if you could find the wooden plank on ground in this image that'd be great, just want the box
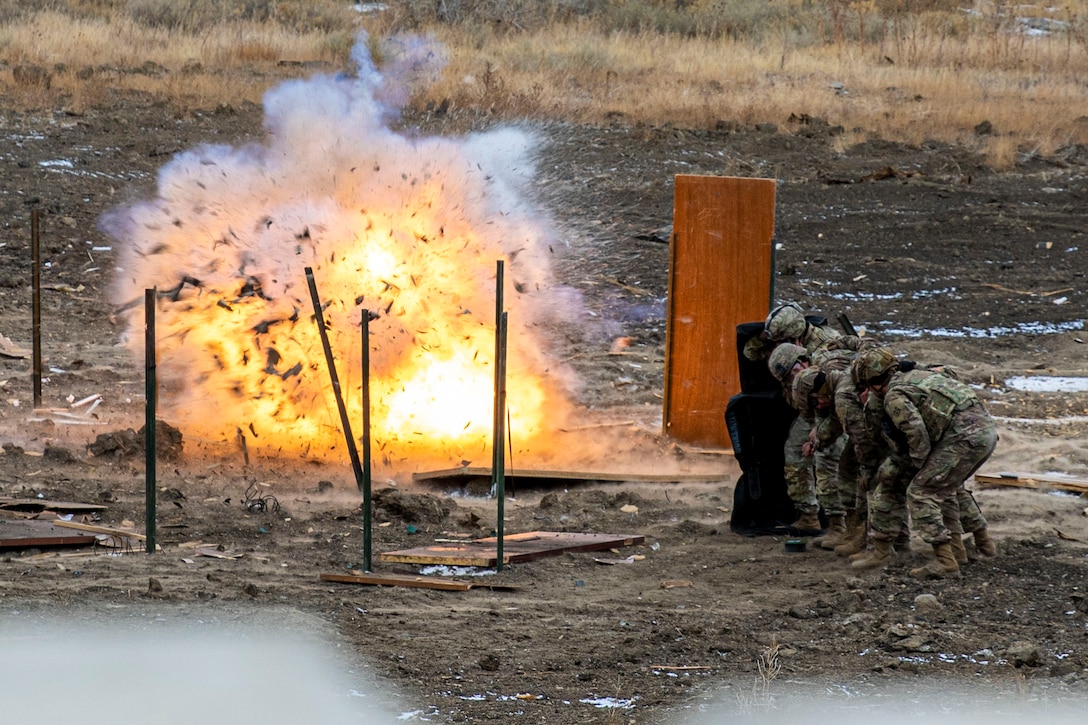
[320,572,473,591]
[413,467,727,487]
[380,531,645,567]
[975,472,1088,494]
[0,518,97,549]
[51,520,147,541]
[0,498,108,513]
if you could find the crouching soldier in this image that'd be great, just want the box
[850,348,998,578]
[766,342,823,534]
[791,362,882,552]
[767,337,853,538]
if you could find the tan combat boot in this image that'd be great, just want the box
[848,547,871,562]
[835,521,868,556]
[793,511,823,535]
[813,514,847,550]
[909,542,961,579]
[831,513,866,553]
[973,528,997,558]
[850,539,894,570]
[949,535,968,565]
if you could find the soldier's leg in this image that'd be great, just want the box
[814,435,846,517]
[956,412,998,535]
[851,457,909,570]
[907,412,997,547]
[816,437,858,549]
[868,457,910,543]
[956,412,999,556]
[783,416,818,526]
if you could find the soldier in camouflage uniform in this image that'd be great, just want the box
[757,303,843,534]
[792,360,884,552]
[848,393,917,570]
[849,348,998,578]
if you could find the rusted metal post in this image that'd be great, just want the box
[361,312,373,573]
[144,288,158,554]
[493,261,506,571]
[304,267,366,492]
[31,209,42,409]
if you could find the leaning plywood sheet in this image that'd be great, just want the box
[0,518,97,550]
[664,175,776,448]
[413,467,727,487]
[975,472,1088,494]
[380,531,644,567]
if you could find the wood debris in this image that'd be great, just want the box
[320,571,519,592]
[660,580,694,589]
[975,472,1088,495]
[0,333,30,359]
[594,554,646,565]
[52,519,146,541]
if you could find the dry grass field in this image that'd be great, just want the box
[2,0,1086,167]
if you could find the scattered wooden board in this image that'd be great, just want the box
[380,531,644,567]
[319,572,520,591]
[321,572,472,591]
[413,467,727,487]
[0,498,108,514]
[51,520,146,541]
[975,472,1088,495]
[0,518,97,550]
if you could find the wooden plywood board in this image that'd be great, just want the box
[664,175,776,448]
[975,472,1088,494]
[413,467,728,487]
[0,498,108,514]
[380,531,644,567]
[0,518,97,550]
[320,572,473,591]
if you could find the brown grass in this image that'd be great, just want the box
[1,0,1086,168]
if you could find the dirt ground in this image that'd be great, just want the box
[2,78,1088,723]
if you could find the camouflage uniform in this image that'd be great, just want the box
[800,363,881,521]
[769,320,843,523]
[863,391,915,544]
[880,369,997,545]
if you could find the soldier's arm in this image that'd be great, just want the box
[883,390,932,467]
[827,334,878,352]
[743,334,772,361]
[812,414,842,448]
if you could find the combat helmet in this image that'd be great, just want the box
[792,366,831,413]
[765,303,808,342]
[850,347,899,388]
[768,342,808,383]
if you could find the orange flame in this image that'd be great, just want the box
[105,43,576,471]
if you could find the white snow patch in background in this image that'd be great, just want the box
[880,319,1085,338]
[1005,376,1088,393]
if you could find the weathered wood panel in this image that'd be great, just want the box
[664,175,776,448]
[379,531,644,567]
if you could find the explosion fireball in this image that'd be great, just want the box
[103,34,579,471]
